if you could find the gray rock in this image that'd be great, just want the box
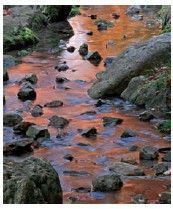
[139,110,154,121]
[159,192,171,204]
[31,105,43,117]
[49,115,69,129]
[153,162,170,175]
[139,146,159,160]
[109,162,144,176]
[3,112,22,127]
[88,33,171,99]
[79,43,88,56]
[131,15,143,21]
[121,129,136,138]
[132,194,147,204]
[80,127,97,138]
[3,138,33,156]
[3,156,62,203]
[44,100,63,108]
[125,5,141,16]
[17,82,36,101]
[85,51,102,66]
[102,117,123,127]
[20,73,38,84]
[162,151,171,162]
[55,64,69,72]
[92,174,123,192]
[26,125,50,140]
[13,121,35,134]
[56,76,69,83]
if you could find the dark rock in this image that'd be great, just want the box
[121,129,136,138]
[153,162,170,175]
[92,174,123,192]
[3,156,62,203]
[3,68,9,81]
[63,154,74,161]
[3,95,6,105]
[132,194,148,204]
[159,192,171,204]
[88,33,171,99]
[26,125,50,140]
[20,73,38,84]
[73,187,90,193]
[68,196,78,203]
[79,43,88,56]
[158,147,171,153]
[3,139,33,156]
[81,127,97,138]
[112,12,120,19]
[97,22,107,31]
[85,51,102,65]
[49,115,69,129]
[55,63,69,72]
[17,82,36,101]
[63,170,91,176]
[76,142,90,147]
[86,31,93,35]
[44,100,63,108]
[80,110,97,116]
[139,110,155,121]
[67,46,75,53]
[128,145,138,151]
[31,105,43,117]
[162,151,171,162]
[102,117,123,127]
[55,76,69,83]
[125,5,141,16]
[13,121,35,134]
[139,146,159,160]
[90,15,97,19]
[109,162,144,176]
[3,112,22,127]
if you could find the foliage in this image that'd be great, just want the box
[28,12,48,30]
[158,120,171,134]
[69,6,80,17]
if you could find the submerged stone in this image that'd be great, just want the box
[102,117,123,127]
[49,115,69,129]
[26,125,50,140]
[139,146,159,160]
[3,112,23,127]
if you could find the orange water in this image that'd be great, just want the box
[4,6,170,204]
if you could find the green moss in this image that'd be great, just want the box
[69,6,80,16]
[95,19,114,28]
[158,120,171,134]
[4,27,39,52]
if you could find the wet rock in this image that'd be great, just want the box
[67,46,75,53]
[85,51,102,65]
[55,63,69,72]
[13,121,35,134]
[95,99,107,107]
[139,146,159,160]
[80,127,97,138]
[55,76,69,83]
[132,194,147,204]
[97,22,107,31]
[92,174,123,192]
[128,145,138,151]
[139,110,155,121]
[109,162,144,176]
[159,192,171,204]
[79,43,88,56]
[162,151,171,162]
[88,33,170,99]
[49,115,69,129]
[86,31,93,36]
[63,170,91,176]
[31,105,43,117]
[153,162,170,175]
[73,187,90,193]
[104,56,116,67]
[121,129,136,138]
[112,12,120,19]
[125,5,141,16]
[3,156,62,203]
[3,112,22,127]
[90,14,97,19]
[3,139,33,156]
[26,125,50,140]
[17,82,36,101]
[20,73,38,84]
[80,110,97,116]
[3,68,9,81]
[63,154,74,161]
[102,117,123,127]
[44,100,63,108]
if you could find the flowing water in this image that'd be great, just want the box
[4,6,170,203]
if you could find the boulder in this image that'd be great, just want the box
[49,115,69,129]
[80,127,97,138]
[139,146,159,160]
[104,56,116,67]
[3,138,33,156]
[13,121,35,134]
[3,112,22,127]
[102,117,123,127]
[55,63,69,72]
[121,129,136,138]
[88,33,171,99]
[85,51,102,66]
[159,192,171,204]
[79,43,88,56]
[3,156,62,203]
[132,194,147,204]
[20,73,38,84]
[17,82,36,101]
[31,105,43,117]
[92,174,123,192]
[44,100,63,108]
[109,162,144,176]
[26,125,50,140]
[125,5,141,16]
[139,110,155,121]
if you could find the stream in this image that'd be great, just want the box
[4,6,170,204]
